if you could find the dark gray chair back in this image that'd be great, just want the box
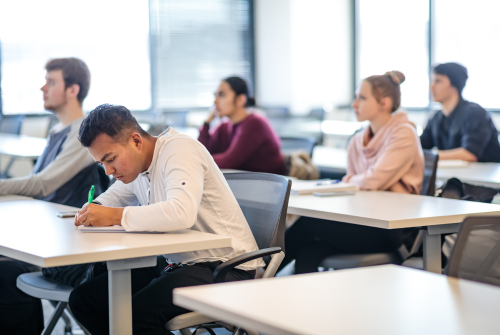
[280,137,316,157]
[224,172,291,252]
[422,149,438,196]
[446,216,500,287]
[0,115,24,134]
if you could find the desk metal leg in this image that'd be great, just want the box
[107,256,157,335]
[423,231,441,273]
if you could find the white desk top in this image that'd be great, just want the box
[0,200,231,267]
[312,145,500,188]
[437,162,500,188]
[0,133,47,158]
[174,265,500,335]
[287,191,500,229]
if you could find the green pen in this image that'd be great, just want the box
[88,185,95,204]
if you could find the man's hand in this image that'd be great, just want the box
[74,203,124,227]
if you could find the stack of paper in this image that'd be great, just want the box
[291,180,359,195]
[78,225,126,233]
[437,160,469,168]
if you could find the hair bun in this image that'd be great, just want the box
[246,97,256,107]
[385,71,405,86]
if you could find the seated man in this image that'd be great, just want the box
[69,104,263,334]
[0,58,96,335]
[420,62,500,162]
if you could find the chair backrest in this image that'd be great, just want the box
[446,216,500,287]
[0,114,25,134]
[223,172,291,252]
[280,137,316,157]
[421,149,439,196]
[40,163,110,207]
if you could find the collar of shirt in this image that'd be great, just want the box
[139,127,174,182]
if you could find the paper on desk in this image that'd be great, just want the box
[438,160,469,168]
[77,226,164,234]
[291,180,359,195]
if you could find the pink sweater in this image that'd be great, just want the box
[343,112,424,194]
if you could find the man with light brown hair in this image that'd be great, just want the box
[0,58,98,334]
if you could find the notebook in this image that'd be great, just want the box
[77,226,164,234]
[437,160,469,168]
[291,179,359,195]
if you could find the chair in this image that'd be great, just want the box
[445,216,500,287]
[0,114,25,178]
[166,172,292,335]
[15,164,109,334]
[17,273,90,335]
[319,150,439,271]
[280,137,316,157]
[0,114,24,134]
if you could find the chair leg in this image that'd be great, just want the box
[65,305,92,335]
[42,301,67,335]
[61,309,73,334]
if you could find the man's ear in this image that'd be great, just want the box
[130,133,143,148]
[66,84,80,101]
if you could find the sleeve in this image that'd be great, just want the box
[211,118,266,169]
[94,180,139,208]
[342,136,358,182]
[460,109,493,159]
[346,126,420,191]
[121,140,207,232]
[420,117,435,149]
[198,123,222,153]
[0,129,95,197]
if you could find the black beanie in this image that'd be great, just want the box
[433,63,468,95]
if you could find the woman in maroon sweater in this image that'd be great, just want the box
[198,76,285,174]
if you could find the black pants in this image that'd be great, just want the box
[280,217,405,274]
[0,257,44,335]
[68,256,253,335]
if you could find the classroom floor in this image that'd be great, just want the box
[42,300,234,335]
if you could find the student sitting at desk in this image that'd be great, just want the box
[279,71,424,274]
[69,104,264,335]
[0,58,96,335]
[198,76,285,174]
[420,62,500,162]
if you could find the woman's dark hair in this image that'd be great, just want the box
[223,76,256,107]
[78,104,148,147]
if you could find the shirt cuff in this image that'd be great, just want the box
[121,207,131,230]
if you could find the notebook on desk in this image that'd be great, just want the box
[438,160,469,168]
[291,179,359,195]
[78,226,164,234]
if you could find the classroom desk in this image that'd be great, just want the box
[437,162,500,188]
[312,145,500,188]
[0,199,231,335]
[287,191,500,273]
[0,133,47,176]
[173,265,500,335]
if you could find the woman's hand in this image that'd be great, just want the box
[205,107,218,124]
[74,203,124,227]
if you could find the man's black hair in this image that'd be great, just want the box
[78,104,148,147]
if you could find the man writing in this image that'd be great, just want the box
[420,62,500,162]
[69,104,263,334]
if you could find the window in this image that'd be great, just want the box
[357,0,429,108]
[434,0,500,109]
[150,0,254,109]
[0,0,151,114]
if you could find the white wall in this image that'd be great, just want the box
[255,0,352,115]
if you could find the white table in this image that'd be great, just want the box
[287,191,500,273]
[0,199,231,335]
[0,133,47,176]
[174,265,500,335]
[437,162,500,188]
[312,145,500,188]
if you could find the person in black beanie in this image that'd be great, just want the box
[420,62,500,162]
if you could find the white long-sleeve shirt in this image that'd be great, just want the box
[0,117,95,197]
[95,128,265,270]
